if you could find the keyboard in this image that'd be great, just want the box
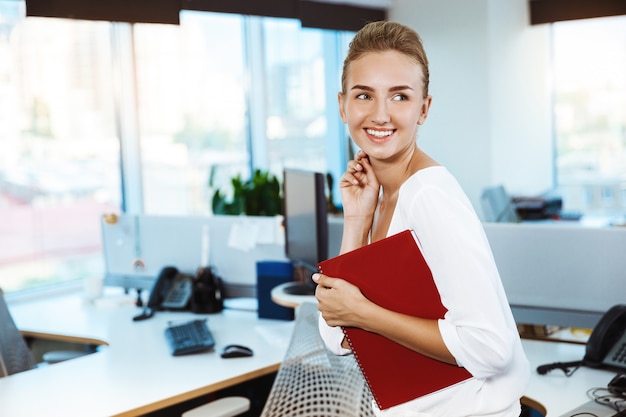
[164,319,215,356]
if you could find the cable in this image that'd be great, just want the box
[588,387,626,413]
[536,360,583,376]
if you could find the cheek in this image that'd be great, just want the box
[343,103,369,124]
[393,107,423,126]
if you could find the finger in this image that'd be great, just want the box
[313,273,336,289]
[357,153,372,169]
[346,160,363,173]
[340,171,360,186]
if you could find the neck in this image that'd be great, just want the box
[372,147,435,196]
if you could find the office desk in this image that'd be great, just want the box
[2,289,293,417]
[2,290,622,417]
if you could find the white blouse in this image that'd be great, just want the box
[318,166,530,417]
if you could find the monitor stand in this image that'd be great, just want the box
[283,264,317,296]
[282,282,316,296]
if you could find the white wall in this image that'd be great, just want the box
[389,0,554,216]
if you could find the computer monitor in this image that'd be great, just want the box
[283,168,329,286]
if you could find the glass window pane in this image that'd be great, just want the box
[0,3,121,293]
[262,19,329,175]
[553,16,626,216]
[134,12,248,215]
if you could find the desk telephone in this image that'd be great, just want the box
[134,266,223,321]
[147,266,194,310]
[538,304,626,375]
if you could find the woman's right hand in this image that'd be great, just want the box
[340,150,380,221]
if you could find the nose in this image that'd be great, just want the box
[371,99,390,125]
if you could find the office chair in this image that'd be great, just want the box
[0,288,92,377]
[0,288,37,377]
[260,302,375,417]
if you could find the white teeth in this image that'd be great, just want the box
[366,129,393,138]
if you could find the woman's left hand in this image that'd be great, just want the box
[313,273,370,328]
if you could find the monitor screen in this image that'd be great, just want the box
[283,168,329,273]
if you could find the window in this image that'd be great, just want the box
[0,4,352,294]
[0,2,121,293]
[552,15,626,217]
[132,12,248,215]
[261,18,330,173]
[134,12,351,216]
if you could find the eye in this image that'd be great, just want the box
[392,94,408,101]
[356,93,371,100]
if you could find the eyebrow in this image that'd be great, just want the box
[350,85,415,92]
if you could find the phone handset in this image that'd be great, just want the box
[583,304,626,369]
[133,266,187,321]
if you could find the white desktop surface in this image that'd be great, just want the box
[2,289,623,417]
[2,289,294,417]
[523,339,618,416]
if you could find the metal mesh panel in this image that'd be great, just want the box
[261,302,375,417]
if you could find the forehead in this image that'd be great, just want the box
[346,50,424,89]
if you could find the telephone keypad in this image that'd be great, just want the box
[612,342,626,363]
[605,339,626,368]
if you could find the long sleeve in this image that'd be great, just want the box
[318,311,352,355]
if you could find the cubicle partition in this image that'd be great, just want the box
[100,214,624,329]
[484,222,626,328]
[101,214,287,297]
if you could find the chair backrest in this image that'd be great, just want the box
[0,288,36,377]
[260,302,375,417]
[481,185,519,223]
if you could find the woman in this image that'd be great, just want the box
[313,21,530,417]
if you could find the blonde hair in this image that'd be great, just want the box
[341,21,430,98]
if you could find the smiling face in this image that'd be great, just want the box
[338,50,432,162]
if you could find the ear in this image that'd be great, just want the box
[338,92,347,123]
[417,95,432,125]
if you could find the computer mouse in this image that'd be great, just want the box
[220,344,254,358]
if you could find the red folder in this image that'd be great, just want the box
[317,229,472,410]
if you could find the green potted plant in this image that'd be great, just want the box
[211,169,283,216]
